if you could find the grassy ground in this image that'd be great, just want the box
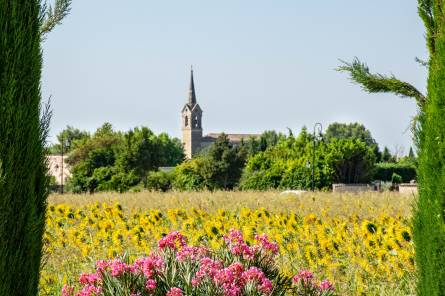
[41,191,416,296]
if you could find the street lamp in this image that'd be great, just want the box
[312,123,322,191]
[61,135,64,194]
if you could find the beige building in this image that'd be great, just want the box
[181,69,260,158]
[47,155,71,185]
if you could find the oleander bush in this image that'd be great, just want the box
[61,230,334,296]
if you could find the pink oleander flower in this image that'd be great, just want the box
[95,260,109,273]
[227,262,244,277]
[223,285,241,296]
[158,231,187,250]
[260,278,273,294]
[223,229,244,245]
[319,279,334,291]
[134,254,165,277]
[241,267,273,295]
[166,287,183,296]
[145,279,157,291]
[130,293,142,296]
[61,285,74,296]
[195,257,224,281]
[254,234,279,255]
[109,259,129,277]
[176,246,208,262]
[293,269,314,283]
[75,285,102,296]
[224,229,255,260]
[241,267,264,283]
[214,267,236,286]
[79,273,101,285]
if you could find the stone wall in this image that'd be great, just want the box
[398,183,418,195]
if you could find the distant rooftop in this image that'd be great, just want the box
[202,133,261,143]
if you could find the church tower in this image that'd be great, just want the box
[181,67,203,158]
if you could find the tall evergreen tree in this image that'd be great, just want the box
[414,1,445,294]
[0,2,47,294]
[338,1,445,293]
[0,1,70,295]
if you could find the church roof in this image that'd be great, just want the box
[181,102,202,113]
[202,133,261,143]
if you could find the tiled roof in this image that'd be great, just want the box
[202,133,261,143]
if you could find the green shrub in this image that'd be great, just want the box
[240,132,375,191]
[374,162,416,183]
[146,171,174,192]
[391,173,403,184]
[172,159,206,191]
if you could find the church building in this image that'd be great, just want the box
[181,68,260,158]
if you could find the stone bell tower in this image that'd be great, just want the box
[181,67,203,158]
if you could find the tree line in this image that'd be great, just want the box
[50,122,417,193]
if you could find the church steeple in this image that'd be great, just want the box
[188,66,196,106]
[182,67,203,159]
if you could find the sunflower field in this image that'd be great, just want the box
[39,191,416,296]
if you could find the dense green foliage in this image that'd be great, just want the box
[325,122,376,145]
[63,123,412,193]
[173,134,247,190]
[242,130,286,157]
[49,125,90,154]
[0,1,69,294]
[67,123,184,193]
[374,162,417,183]
[413,1,445,294]
[325,122,381,160]
[146,170,174,192]
[240,128,377,190]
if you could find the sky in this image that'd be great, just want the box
[42,0,428,155]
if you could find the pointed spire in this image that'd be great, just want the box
[188,66,196,106]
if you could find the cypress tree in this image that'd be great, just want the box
[339,1,445,293]
[0,0,70,295]
[413,2,445,294]
[0,1,48,295]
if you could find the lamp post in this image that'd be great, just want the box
[61,135,64,194]
[312,123,322,191]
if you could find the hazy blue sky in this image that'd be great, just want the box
[42,1,427,154]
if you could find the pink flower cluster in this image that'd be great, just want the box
[166,287,183,296]
[176,245,208,262]
[158,231,187,250]
[62,230,335,296]
[223,229,280,260]
[79,273,101,285]
[134,254,165,278]
[63,254,165,296]
[254,234,279,255]
[62,284,101,296]
[192,258,273,296]
[293,270,334,293]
